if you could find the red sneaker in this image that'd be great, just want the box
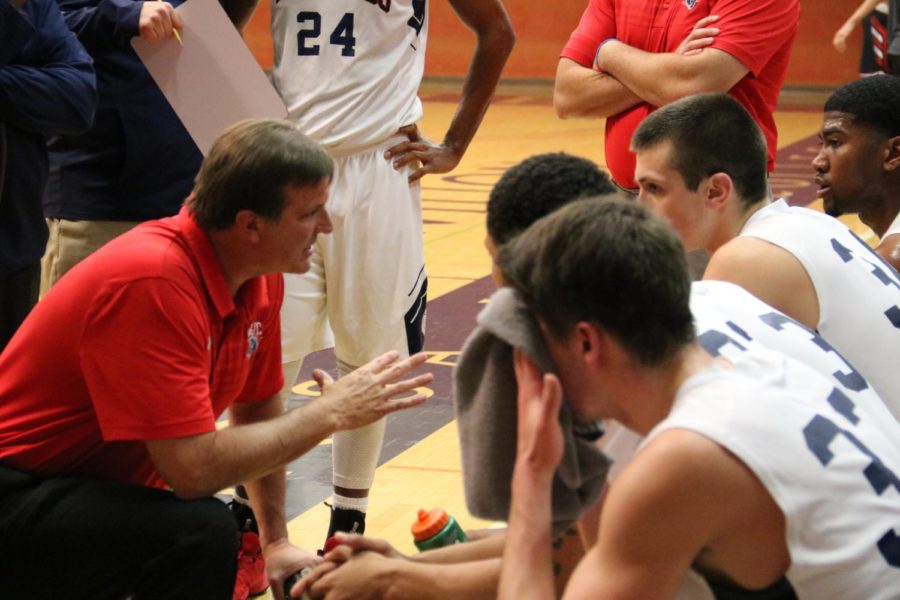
[232,531,269,600]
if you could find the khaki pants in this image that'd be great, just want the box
[40,219,138,298]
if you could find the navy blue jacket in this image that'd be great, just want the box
[0,0,96,276]
[44,0,202,221]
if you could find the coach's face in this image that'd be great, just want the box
[635,141,716,253]
[261,179,333,274]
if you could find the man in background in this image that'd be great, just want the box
[0,0,95,349]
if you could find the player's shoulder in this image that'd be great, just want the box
[706,236,803,283]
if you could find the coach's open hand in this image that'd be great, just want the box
[313,351,433,431]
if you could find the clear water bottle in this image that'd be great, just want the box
[411,508,469,551]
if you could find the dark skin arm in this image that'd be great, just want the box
[386,0,515,183]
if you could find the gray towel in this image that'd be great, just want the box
[454,287,611,533]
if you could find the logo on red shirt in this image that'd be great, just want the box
[683,0,698,8]
[246,322,263,358]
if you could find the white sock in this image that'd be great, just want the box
[332,494,369,513]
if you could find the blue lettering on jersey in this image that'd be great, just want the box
[364,0,391,14]
[831,236,900,329]
[758,311,868,392]
[408,0,425,36]
[804,407,900,568]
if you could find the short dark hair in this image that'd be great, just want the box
[486,153,617,245]
[824,75,900,138]
[188,119,334,229]
[499,198,695,366]
[631,93,769,205]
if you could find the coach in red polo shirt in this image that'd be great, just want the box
[554,0,800,192]
[0,119,432,600]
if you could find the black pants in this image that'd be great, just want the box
[0,262,40,352]
[0,466,238,599]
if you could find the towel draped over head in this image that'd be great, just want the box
[454,287,611,534]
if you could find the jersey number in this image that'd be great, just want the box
[297,12,356,57]
[803,392,900,568]
[831,236,900,329]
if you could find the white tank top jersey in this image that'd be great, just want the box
[738,199,900,411]
[271,0,428,153]
[644,349,900,599]
[602,280,898,481]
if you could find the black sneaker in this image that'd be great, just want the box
[228,485,259,535]
[317,503,366,556]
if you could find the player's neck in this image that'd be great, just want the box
[859,189,900,237]
[705,196,770,255]
[619,343,716,435]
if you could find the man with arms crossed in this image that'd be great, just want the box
[814,74,900,271]
[0,120,432,600]
[632,92,900,416]
[271,0,515,542]
[554,0,799,192]
[499,198,900,599]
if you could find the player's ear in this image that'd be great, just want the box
[574,321,606,366]
[705,172,733,210]
[884,135,900,173]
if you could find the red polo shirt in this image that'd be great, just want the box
[562,0,800,189]
[0,207,284,488]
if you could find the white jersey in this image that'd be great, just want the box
[645,349,900,599]
[601,280,898,480]
[271,0,428,153]
[739,199,900,412]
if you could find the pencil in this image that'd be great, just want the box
[158,0,184,46]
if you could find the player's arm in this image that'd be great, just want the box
[595,42,747,108]
[704,237,820,330]
[295,546,502,600]
[876,234,900,272]
[565,430,757,599]
[497,350,565,600]
[833,0,883,52]
[386,0,515,183]
[553,57,643,119]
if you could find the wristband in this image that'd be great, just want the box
[593,37,619,71]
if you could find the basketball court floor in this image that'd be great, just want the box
[229,85,872,593]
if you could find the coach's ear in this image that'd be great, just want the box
[234,209,262,244]
[884,135,900,173]
[705,172,733,210]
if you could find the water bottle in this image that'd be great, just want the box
[410,508,468,551]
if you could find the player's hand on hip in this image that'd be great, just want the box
[313,351,432,430]
[138,1,183,43]
[675,14,720,56]
[386,124,462,184]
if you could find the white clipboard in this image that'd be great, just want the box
[132,0,287,156]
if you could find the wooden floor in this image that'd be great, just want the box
[255,83,870,596]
